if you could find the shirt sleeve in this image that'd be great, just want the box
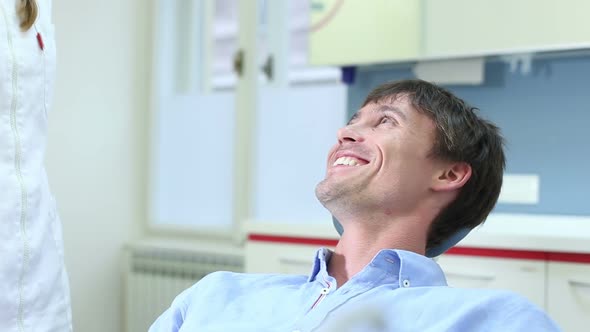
[148,285,193,332]
[499,296,562,332]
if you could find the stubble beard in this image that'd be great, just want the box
[315,177,363,215]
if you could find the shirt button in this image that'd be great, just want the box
[402,279,411,288]
[320,287,329,294]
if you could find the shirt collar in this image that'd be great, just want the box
[307,248,332,282]
[307,247,447,288]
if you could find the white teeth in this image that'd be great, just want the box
[333,156,361,166]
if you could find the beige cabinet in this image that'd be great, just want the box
[309,0,590,65]
[423,0,590,57]
[436,254,546,309]
[246,241,325,275]
[309,0,422,65]
[547,262,590,332]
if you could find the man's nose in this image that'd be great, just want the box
[337,125,365,144]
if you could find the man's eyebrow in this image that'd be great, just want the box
[377,105,407,121]
[347,112,359,125]
[347,105,407,125]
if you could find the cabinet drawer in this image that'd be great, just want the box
[547,262,590,332]
[437,254,546,309]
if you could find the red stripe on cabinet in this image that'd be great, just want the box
[248,234,590,263]
[547,252,590,264]
[445,246,548,261]
[248,234,338,247]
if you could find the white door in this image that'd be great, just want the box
[149,0,348,237]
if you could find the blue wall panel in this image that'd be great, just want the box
[347,56,590,215]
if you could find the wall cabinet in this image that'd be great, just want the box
[310,0,590,65]
[424,0,590,57]
[309,0,422,65]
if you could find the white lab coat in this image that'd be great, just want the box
[0,0,72,331]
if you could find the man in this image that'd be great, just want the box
[149,80,560,331]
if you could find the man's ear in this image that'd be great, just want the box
[432,162,472,192]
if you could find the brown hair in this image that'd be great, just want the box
[17,0,38,31]
[362,79,506,251]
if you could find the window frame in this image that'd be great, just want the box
[146,0,342,242]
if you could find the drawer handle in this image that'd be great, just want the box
[445,272,495,282]
[279,258,309,266]
[568,279,590,288]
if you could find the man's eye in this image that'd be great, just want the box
[379,117,395,125]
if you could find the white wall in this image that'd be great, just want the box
[46,1,151,331]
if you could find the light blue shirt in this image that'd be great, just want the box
[150,248,560,332]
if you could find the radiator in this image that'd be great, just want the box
[123,245,244,332]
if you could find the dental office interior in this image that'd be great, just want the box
[47,0,590,331]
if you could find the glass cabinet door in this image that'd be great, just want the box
[253,0,347,224]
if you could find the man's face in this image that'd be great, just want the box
[316,95,441,215]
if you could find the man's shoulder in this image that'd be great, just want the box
[443,286,537,303]
[414,286,561,331]
[175,271,310,315]
[183,270,309,296]
[200,270,308,286]
[328,286,561,332]
[424,286,542,310]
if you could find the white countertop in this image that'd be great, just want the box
[244,213,590,254]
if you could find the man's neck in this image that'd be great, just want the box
[327,218,429,288]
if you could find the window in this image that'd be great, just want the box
[149,0,346,236]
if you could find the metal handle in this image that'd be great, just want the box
[278,257,309,267]
[233,49,244,77]
[445,272,496,282]
[261,55,273,81]
[568,279,590,288]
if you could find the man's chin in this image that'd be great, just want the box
[315,179,337,207]
[315,179,355,208]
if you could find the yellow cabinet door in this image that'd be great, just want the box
[309,0,422,65]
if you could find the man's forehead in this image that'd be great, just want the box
[355,97,414,118]
[364,92,412,108]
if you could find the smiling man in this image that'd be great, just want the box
[149,80,560,332]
